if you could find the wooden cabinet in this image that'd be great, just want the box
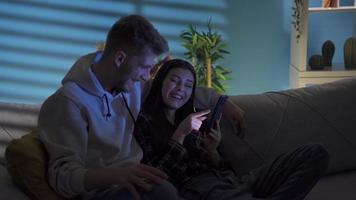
[290,0,356,88]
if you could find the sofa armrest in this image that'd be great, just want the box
[229,78,356,174]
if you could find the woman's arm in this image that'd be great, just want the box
[134,114,189,178]
[200,121,224,168]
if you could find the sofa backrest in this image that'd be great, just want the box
[231,78,356,174]
[0,102,40,165]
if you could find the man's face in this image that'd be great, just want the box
[114,49,157,92]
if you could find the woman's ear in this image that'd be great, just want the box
[114,50,126,68]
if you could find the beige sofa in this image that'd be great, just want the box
[1,78,356,199]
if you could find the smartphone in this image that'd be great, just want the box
[201,95,228,134]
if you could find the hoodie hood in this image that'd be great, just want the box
[61,52,121,119]
[62,52,105,98]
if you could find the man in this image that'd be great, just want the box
[38,15,179,200]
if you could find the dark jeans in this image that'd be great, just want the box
[180,144,330,200]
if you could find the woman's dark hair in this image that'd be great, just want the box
[142,59,196,149]
[143,59,196,123]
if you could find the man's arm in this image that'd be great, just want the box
[39,94,168,199]
[38,94,89,198]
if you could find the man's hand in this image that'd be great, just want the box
[222,99,246,134]
[111,164,168,200]
[85,164,168,200]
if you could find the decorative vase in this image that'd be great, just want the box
[344,37,356,69]
[309,55,325,70]
[322,40,335,67]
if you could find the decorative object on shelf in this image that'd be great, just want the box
[180,20,231,93]
[309,55,325,70]
[344,37,356,69]
[323,0,338,8]
[292,0,304,43]
[322,40,335,67]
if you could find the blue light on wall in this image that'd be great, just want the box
[3,0,351,104]
[0,0,227,104]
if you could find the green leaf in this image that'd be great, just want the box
[218,48,229,54]
[192,34,198,46]
[212,81,225,93]
[180,20,233,93]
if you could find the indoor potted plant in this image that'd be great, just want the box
[180,21,232,93]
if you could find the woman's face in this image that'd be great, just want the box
[161,67,194,110]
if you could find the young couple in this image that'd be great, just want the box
[38,14,328,200]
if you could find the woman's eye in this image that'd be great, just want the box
[170,78,178,82]
[185,84,193,88]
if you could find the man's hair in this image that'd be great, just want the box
[103,15,168,57]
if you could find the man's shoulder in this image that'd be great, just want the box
[41,83,86,109]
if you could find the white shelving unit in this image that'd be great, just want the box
[309,6,356,12]
[289,0,356,88]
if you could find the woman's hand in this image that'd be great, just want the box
[202,120,222,153]
[172,109,210,144]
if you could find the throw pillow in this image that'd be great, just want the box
[5,129,65,200]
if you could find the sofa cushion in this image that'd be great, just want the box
[5,129,64,200]
[218,116,265,176]
[231,78,356,174]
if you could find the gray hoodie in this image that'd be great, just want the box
[38,53,143,198]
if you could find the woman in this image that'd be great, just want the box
[134,59,329,200]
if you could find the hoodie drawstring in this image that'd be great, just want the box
[103,94,111,119]
[121,93,136,124]
[102,93,135,124]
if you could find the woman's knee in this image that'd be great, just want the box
[304,144,329,160]
[299,144,330,171]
